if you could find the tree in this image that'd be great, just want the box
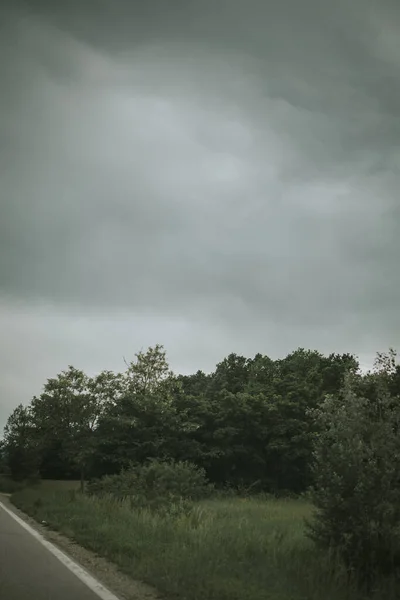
[94,345,186,475]
[88,369,126,409]
[31,366,105,490]
[201,390,273,488]
[124,344,174,396]
[3,404,39,480]
[0,343,373,498]
[245,353,275,395]
[320,352,359,396]
[308,351,400,588]
[0,440,5,473]
[209,353,252,396]
[177,370,210,397]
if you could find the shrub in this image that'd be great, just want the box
[307,358,400,588]
[87,458,214,512]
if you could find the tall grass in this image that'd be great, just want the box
[0,477,81,494]
[0,475,27,494]
[11,489,397,600]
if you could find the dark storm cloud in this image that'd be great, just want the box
[0,0,399,428]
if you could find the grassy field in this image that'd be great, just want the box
[0,475,26,494]
[11,484,396,600]
[35,479,82,491]
[0,476,81,494]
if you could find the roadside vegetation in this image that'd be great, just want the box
[11,487,362,600]
[2,345,400,599]
[0,474,27,494]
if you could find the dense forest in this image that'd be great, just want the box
[1,345,398,494]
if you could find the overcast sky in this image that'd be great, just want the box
[1,0,399,430]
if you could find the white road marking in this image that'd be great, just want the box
[0,500,122,600]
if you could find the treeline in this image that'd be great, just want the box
[1,344,362,492]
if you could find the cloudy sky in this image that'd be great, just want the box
[1,0,399,429]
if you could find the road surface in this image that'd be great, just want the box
[0,498,121,600]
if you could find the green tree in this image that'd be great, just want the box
[177,370,210,397]
[124,344,174,396]
[0,344,364,496]
[308,350,400,588]
[89,369,126,409]
[202,390,272,489]
[245,353,275,395]
[209,353,252,395]
[31,366,105,490]
[319,352,359,396]
[0,440,5,473]
[3,404,39,480]
[94,345,190,475]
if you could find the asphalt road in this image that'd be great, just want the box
[0,499,119,600]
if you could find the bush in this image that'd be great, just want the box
[87,459,214,512]
[307,360,400,588]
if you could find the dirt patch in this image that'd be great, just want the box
[0,494,161,600]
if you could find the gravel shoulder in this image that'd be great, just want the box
[0,494,161,600]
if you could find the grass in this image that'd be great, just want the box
[0,474,27,494]
[11,487,398,600]
[0,476,81,494]
[37,479,82,491]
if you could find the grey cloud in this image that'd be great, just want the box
[0,1,399,428]
[0,298,383,430]
[0,300,262,428]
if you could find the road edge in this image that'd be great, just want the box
[0,497,122,600]
[0,494,160,600]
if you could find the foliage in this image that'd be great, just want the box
[307,350,400,588]
[124,344,175,396]
[1,343,361,494]
[29,366,105,489]
[87,458,213,512]
[0,440,5,472]
[2,404,40,480]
